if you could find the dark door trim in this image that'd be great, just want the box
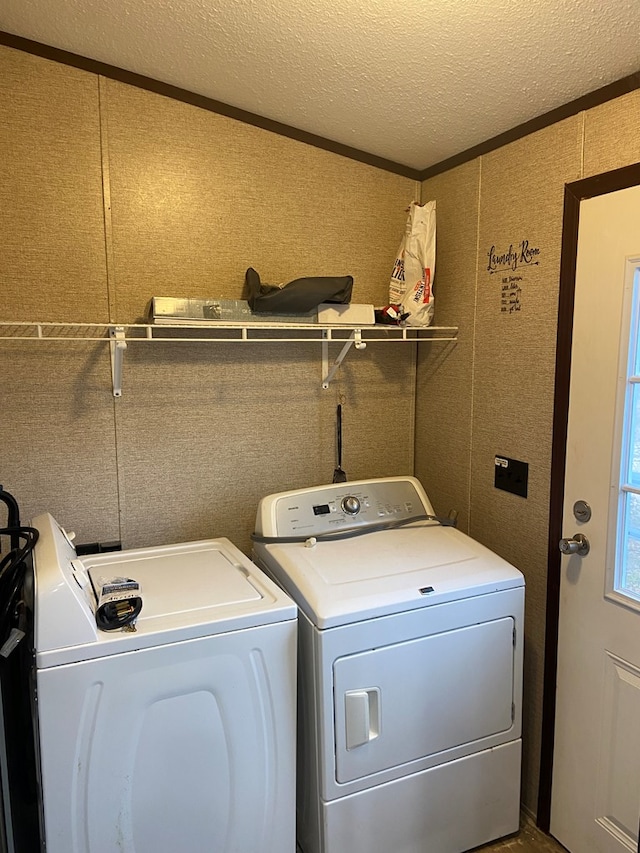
[538,160,640,830]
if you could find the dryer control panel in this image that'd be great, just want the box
[258,477,434,537]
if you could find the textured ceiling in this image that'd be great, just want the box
[1,0,640,171]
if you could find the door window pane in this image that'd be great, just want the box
[626,384,640,489]
[620,492,640,598]
[616,267,640,603]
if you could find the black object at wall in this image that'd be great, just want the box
[0,487,42,853]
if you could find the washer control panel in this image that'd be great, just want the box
[271,478,428,536]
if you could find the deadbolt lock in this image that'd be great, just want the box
[573,500,592,523]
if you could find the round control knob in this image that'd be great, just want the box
[341,496,361,515]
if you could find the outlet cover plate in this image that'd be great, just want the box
[495,455,528,498]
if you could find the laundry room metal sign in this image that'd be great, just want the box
[486,239,541,315]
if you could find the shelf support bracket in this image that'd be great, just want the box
[109,326,127,397]
[322,329,366,389]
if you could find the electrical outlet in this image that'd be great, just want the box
[494,456,528,498]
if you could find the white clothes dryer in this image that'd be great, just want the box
[252,476,525,853]
[32,513,297,853]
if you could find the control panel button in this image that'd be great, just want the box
[341,496,361,515]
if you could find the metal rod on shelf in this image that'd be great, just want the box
[322,331,362,389]
[109,326,127,398]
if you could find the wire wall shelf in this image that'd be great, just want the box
[0,321,458,396]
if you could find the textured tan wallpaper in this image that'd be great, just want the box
[583,89,640,178]
[0,43,417,555]
[0,342,120,542]
[99,75,418,548]
[0,47,108,323]
[0,47,118,542]
[417,159,480,533]
[114,340,416,552]
[102,79,417,323]
[472,117,582,559]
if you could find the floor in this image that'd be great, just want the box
[474,818,567,852]
[295,818,568,852]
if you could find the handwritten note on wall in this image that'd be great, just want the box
[501,276,522,313]
[486,239,541,315]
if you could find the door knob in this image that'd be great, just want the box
[559,534,590,556]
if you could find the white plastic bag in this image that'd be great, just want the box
[389,200,436,327]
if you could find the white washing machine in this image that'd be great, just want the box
[252,476,525,853]
[31,512,297,853]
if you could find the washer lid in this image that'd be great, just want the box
[256,522,524,629]
[86,545,262,622]
[33,513,296,668]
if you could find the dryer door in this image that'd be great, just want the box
[333,616,516,783]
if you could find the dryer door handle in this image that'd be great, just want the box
[344,688,380,750]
